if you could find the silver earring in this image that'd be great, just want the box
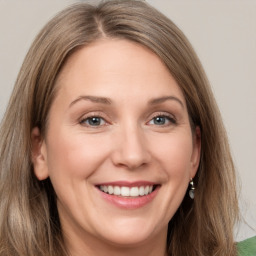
[189,178,195,199]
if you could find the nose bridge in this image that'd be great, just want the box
[112,121,151,169]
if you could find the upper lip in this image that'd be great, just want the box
[95,180,158,187]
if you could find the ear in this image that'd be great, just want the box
[31,127,49,180]
[190,126,201,178]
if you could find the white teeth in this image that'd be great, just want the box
[121,187,130,196]
[114,186,121,196]
[130,187,139,197]
[108,185,114,195]
[139,186,145,196]
[99,185,155,197]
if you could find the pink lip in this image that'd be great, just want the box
[96,182,160,210]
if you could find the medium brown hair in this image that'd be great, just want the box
[0,1,238,255]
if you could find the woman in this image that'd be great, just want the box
[0,1,254,255]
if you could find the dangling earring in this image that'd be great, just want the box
[189,178,195,199]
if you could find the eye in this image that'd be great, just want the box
[148,114,176,126]
[80,116,107,127]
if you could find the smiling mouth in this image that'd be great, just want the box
[97,185,158,197]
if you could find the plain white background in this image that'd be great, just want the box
[0,0,255,241]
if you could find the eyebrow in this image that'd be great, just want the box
[69,95,112,108]
[69,95,184,109]
[149,96,184,109]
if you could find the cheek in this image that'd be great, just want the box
[46,129,112,181]
[145,131,194,224]
[152,131,193,174]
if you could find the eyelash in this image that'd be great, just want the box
[79,114,108,127]
[147,113,177,127]
[79,112,177,128]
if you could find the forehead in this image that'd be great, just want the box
[54,39,185,105]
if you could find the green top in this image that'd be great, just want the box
[237,236,256,256]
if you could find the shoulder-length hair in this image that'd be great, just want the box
[0,1,238,255]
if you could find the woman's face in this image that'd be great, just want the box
[32,39,200,252]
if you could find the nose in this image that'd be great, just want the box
[111,125,151,170]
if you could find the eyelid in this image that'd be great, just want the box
[147,112,177,125]
[79,112,110,127]
[77,111,177,128]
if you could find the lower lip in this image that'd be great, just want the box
[97,186,160,210]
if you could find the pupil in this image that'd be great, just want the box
[154,116,165,125]
[89,117,101,126]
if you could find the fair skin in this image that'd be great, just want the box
[32,39,201,256]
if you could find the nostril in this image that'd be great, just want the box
[111,149,151,170]
[110,131,151,169]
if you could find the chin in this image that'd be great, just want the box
[94,217,166,248]
[101,231,155,248]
